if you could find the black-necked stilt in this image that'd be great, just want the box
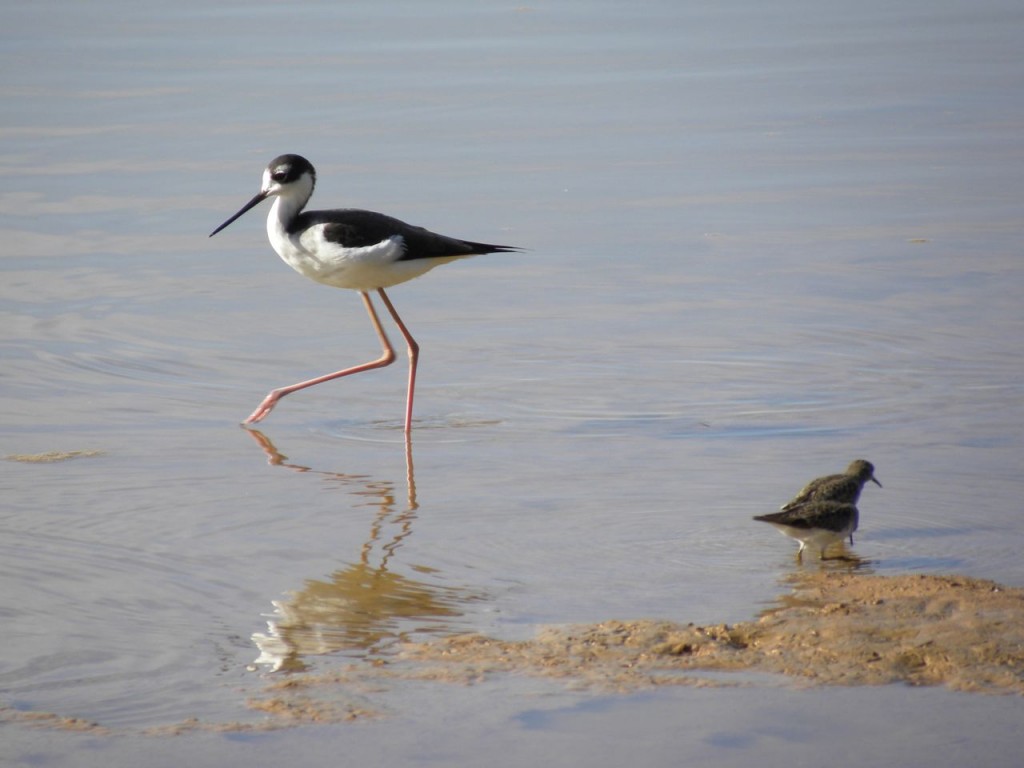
[209,154,518,432]
[778,459,881,514]
[754,500,860,560]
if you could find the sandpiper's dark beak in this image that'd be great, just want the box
[871,476,882,488]
[209,190,268,237]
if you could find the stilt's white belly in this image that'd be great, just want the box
[267,219,461,291]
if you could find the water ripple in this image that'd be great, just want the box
[0,530,252,727]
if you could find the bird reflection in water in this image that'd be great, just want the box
[245,430,485,672]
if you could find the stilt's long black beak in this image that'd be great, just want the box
[871,476,883,488]
[209,190,268,237]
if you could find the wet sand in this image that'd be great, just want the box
[7,569,1019,736]
[250,570,1024,728]
[394,571,1024,696]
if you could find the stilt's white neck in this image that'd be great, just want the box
[266,170,313,230]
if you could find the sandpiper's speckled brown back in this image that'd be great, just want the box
[780,459,880,512]
[755,500,859,534]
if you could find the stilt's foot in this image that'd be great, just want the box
[243,408,268,425]
[244,391,283,424]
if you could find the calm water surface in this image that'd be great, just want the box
[2,0,1023,764]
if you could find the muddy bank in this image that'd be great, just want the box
[394,572,1024,695]
[5,571,1022,735]
[244,571,1024,727]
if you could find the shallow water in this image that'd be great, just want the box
[3,0,1024,763]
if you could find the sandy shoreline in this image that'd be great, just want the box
[5,571,1022,735]
[392,571,1024,695]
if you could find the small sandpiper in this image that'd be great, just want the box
[754,460,880,559]
[754,500,859,560]
[779,459,881,513]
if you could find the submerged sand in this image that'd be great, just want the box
[5,571,1023,734]
[240,571,1024,729]
[393,571,1024,694]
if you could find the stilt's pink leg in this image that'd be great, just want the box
[244,291,396,424]
[376,287,419,434]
